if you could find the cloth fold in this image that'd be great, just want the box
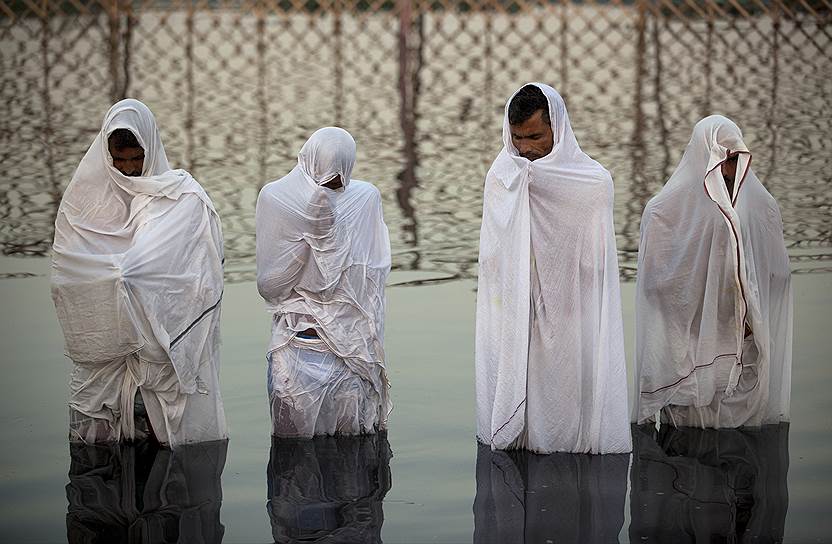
[52,99,227,447]
[633,115,793,428]
[475,83,631,454]
[256,127,391,437]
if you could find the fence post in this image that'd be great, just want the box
[768,0,781,181]
[559,0,568,99]
[398,0,412,132]
[704,0,713,114]
[108,0,122,101]
[333,0,343,126]
[257,0,268,181]
[627,0,650,252]
[185,1,195,172]
[41,0,58,209]
[121,0,133,98]
[397,0,421,262]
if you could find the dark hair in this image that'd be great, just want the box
[108,128,142,150]
[508,84,550,126]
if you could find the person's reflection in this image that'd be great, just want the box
[473,443,629,543]
[267,432,392,543]
[66,439,227,544]
[630,423,789,543]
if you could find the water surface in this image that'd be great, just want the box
[1,2,831,542]
[1,261,831,542]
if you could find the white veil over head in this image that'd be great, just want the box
[256,127,392,435]
[297,126,356,191]
[633,115,792,428]
[61,99,209,217]
[52,99,226,447]
[476,83,631,454]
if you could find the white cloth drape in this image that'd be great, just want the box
[256,127,391,437]
[475,83,631,454]
[633,115,792,427]
[52,99,227,447]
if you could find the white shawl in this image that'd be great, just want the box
[475,83,631,454]
[256,127,392,426]
[52,99,226,445]
[633,115,792,427]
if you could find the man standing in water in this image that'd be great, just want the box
[632,115,792,428]
[475,83,631,454]
[256,127,391,438]
[52,99,227,447]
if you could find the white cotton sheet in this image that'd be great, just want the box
[475,83,631,454]
[633,115,793,428]
[256,127,391,438]
[267,338,384,438]
[52,99,227,447]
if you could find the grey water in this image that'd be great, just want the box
[1,2,831,542]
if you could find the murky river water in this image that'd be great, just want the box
[1,2,831,542]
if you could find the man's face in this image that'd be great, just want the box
[108,140,145,177]
[321,174,343,191]
[721,151,739,185]
[510,109,554,162]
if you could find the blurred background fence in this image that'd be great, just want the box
[1,0,830,283]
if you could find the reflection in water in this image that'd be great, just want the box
[473,443,628,544]
[267,433,392,543]
[1,3,830,280]
[66,439,228,544]
[396,4,424,274]
[630,424,789,543]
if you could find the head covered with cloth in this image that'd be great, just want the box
[256,127,391,438]
[633,115,792,428]
[475,83,631,454]
[51,99,227,448]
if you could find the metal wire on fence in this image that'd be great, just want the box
[1,0,830,282]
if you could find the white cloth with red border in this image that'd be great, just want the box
[632,115,792,427]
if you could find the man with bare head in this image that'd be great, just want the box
[505,84,555,162]
[107,128,145,176]
[475,83,631,455]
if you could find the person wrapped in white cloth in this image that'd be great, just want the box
[51,99,228,448]
[256,127,391,438]
[632,115,793,428]
[475,83,632,454]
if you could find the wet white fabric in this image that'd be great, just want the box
[256,127,391,438]
[475,83,631,454]
[52,99,227,447]
[632,115,792,427]
[267,337,384,437]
